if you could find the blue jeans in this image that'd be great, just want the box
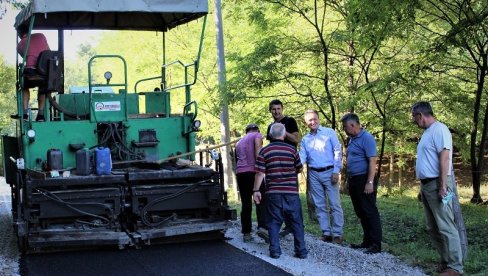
[308,169,344,237]
[266,193,307,257]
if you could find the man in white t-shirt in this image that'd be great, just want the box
[411,101,463,276]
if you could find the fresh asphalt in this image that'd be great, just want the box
[19,240,290,276]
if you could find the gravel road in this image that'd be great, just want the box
[223,220,427,275]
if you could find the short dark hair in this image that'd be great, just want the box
[268,99,283,111]
[17,24,29,36]
[411,101,434,117]
[245,123,259,133]
[340,113,360,124]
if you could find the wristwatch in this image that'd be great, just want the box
[367,180,373,185]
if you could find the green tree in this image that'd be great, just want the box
[0,0,27,19]
[414,0,488,203]
[0,55,16,133]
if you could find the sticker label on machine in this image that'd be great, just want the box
[94,101,121,111]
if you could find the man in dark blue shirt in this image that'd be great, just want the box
[341,113,382,254]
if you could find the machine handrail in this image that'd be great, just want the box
[183,100,198,122]
[88,55,128,94]
[134,58,199,93]
[134,75,164,93]
[88,55,128,122]
[162,60,198,91]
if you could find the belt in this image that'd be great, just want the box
[420,177,439,185]
[309,165,334,172]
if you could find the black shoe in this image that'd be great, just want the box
[320,235,333,242]
[270,253,280,259]
[350,243,369,249]
[332,236,343,244]
[436,262,448,273]
[11,114,28,120]
[364,244,381,254]
[293,253,307,259]
[35,114,45,122]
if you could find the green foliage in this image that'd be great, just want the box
[0,56,16,134]
[0,0,27,19]
[4,0,484,196]
[63,43,95,90]
[222,0,488,184]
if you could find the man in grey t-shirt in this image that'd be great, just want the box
[412,101,463,275]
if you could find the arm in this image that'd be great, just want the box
[294,151,303,174]
[438,149,450,198]
[17,39,25,56]
[435,125,452,198]
[331,130,342,184]
[252,172,265,204]
[254,136,263,159]
[298,138,307,165]
[285,131,300,145]
[364,156,377,194]
[285,117,300,145]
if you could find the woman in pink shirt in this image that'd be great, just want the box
[235,123,268,242]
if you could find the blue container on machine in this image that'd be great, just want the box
[95,147,112,175]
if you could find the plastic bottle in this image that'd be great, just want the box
[47,149,63,171]
[95,147,112,175]
[76,148,92,175]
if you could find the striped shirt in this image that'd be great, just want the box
[255,141,303,194]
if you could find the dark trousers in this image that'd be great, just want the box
[236,172,266,234]
[266,193,307,256]
[348,174,382,247]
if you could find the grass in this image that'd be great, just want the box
[228,183,488,275]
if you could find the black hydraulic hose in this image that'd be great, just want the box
[48,94,89,119]
[35,187,113,226]
[141,181,205,227]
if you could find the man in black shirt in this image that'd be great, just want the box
[265,99,300,237]
[266,99,300,147]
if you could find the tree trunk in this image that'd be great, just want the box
[470,52,487,204]
[388,153,393,194]
[398,164,403,187]
[377,120,386,184]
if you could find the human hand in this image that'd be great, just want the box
[438,186,448,199]
[253,191,262,204]
[332,173,339,184]
[364,182,374,194]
